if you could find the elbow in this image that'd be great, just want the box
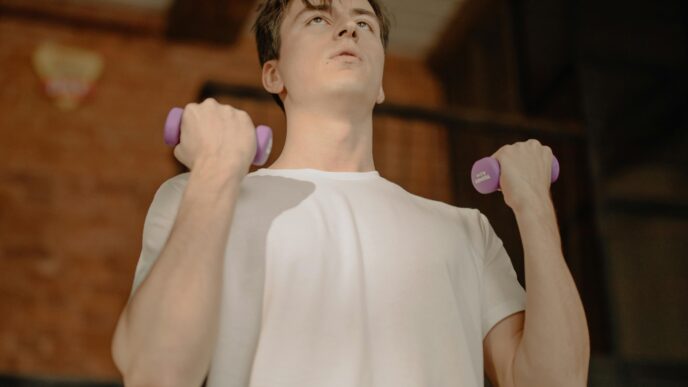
[553,351,591,387]
[121,372,184,387]
[557,352,592,387]
[111,326,138,385]
[111,313,158,387]
[122,364,201,387]
[515,349,590,387]
[576,329,591,384]
[111,325,197,387]
[111,312,129,378]
[577,347,591,387]
[116,355,186,387]
[110,304,208,387]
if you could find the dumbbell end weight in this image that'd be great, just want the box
[253,125,273,166]
[164,107,184,147]
[163,107,273,167]
[471,155,560,194]
[471,157,501,194]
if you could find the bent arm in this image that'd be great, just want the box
[512,199,590,387]
[111,159,244,387]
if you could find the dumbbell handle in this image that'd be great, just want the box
[164,107,273,166]
[471,156,560,194]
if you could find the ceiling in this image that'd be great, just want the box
[80,0,466,59]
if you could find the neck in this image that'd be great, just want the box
[268,106,376,172]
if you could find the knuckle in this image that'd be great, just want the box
[218,104,233,114]
[224,106,241,117]
[222,104,239,114]
[235,109,253,123]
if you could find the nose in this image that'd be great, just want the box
[337,21,358,41]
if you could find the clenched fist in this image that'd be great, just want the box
[491,139,555,212]
[173,98,258,175]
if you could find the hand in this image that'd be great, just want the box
[491,139,554,212]
[173,98,258,175]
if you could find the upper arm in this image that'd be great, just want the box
[483,310,525,387]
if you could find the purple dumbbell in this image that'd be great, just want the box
[164,107,273,166]
[471,155,560,194]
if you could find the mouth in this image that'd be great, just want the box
[331,49,361,60]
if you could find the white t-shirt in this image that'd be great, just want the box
[130,168,526,387]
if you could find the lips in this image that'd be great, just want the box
[330,48,361,60]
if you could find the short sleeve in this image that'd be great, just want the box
[129,173,189,300]
[478,212,526,340]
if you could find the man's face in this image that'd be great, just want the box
[270,0,386,109]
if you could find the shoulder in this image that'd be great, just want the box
[402,188,495,252]
[148,172,189,207]
[155,172,190,196]
[154,171,276,200]
[385,181,486,230]
[144,173,190,216]
[401,186,483,224]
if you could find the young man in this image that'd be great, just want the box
[111,0,590,386]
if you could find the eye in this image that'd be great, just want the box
[307,16,327,25]
[357,20,373,31]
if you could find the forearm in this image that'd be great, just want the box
[512,198,590,386]
[112,159,244,387]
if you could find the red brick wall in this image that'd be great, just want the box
[0,16,448,379]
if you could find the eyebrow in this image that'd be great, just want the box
[292,4,379,25]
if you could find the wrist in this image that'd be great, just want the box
[189,157,246,192]
[512,194,555,219]
[193,156,247,180]
[512,197,561,251]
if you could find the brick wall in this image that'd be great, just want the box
[0,16,447,379]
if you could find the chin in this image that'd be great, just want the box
[326,77,376,95]
[330,90,376,107]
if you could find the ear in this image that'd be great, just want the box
[376,85,385,104]
[262,59,284,94]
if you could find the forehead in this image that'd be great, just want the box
[284,0,376,23]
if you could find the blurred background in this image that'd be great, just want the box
[0,0,686,386]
